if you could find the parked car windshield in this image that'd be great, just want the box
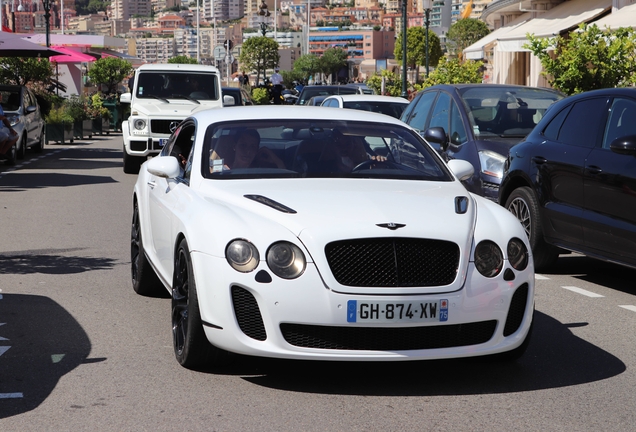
[342,101,407,119]
[203,119,452,181]
[298,86,360,105]
[458,86,563,138]
[0,88,21,112]
[135,72,219,101]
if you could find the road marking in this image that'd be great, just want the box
[0,149,68,178]
[619,305,636,313]
[0,393,23,399]
[535,274,550,280]
[562,286,604,298]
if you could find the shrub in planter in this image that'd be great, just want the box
[45,106,74,144]
[88,94,112,135]
[65,95,92,139]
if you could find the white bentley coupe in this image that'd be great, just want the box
[131,106,535,369]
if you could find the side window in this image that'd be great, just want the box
[429,92,451,132]
[556,98,608,148]
[405,91,437,132]
[449,100,467,145]
[542,105,571,141]
[603,98,636,148]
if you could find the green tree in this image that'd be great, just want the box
[318,47,348,83]
[525,24,636,95]
[87,57,133,94]
[366,69,405,97]
[419,57,484,88]
[293,54,321,82]
[446,18,490,60]
[394,26,443,79]
[168,55,198,64]
[239,37,280,83]
[0,57,54,86]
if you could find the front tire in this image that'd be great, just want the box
[131,201,163,296]
[17,136,26,159]
[4,142,16,166]
[34,127,44,153]
[505,186,559,272]
[172,239,229,369]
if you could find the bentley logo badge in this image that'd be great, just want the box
[169,121,179,133]
[376,223,406,230]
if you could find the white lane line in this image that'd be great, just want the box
[619,305,636,312]
[0,393,23,399]
[562,286,604,298]
[535,274,550,280]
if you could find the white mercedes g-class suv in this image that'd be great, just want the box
[120,63,232,174]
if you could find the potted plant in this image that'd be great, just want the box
[66,96,92,140]
[45,106,74,144]
[88,93,112,135]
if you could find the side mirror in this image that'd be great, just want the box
[223,95,236,106]
[447,159,475,181]
[610,135,636,155]
[423,127,450,152]
[146,155,181,179]
[26,105,37,114]
[120,93,132,104]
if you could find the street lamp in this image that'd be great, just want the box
[258,0,270,36]
[400,0,407,98]
[423,0,433,78]
[42,0,52,47]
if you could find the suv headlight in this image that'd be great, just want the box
[133,118,147,130]
[266,242,306,279]
[478,150,506,179]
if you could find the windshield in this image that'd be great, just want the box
[136,72,219,101]
[343,101,407,119]
[203,119,453,181]
[0,89,21,112]
[459,87,563,138]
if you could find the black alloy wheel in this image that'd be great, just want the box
[17,136,26,159]
[172,239,229,369]
[34,127,44,153]
[505,186,559,271]
[131,201,162,296]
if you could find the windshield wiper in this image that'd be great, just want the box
[147,94,169,103]
[169,94,200,104]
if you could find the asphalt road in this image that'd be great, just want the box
[1,134,636,431]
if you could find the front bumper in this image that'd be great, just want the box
[192,251,535,361]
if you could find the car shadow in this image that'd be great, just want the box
[0,294,97,419]
[201,311,625,396]
[0,172,118,192]
[542,253,636,296]
[0,248,116,275]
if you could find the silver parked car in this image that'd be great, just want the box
[0,85,45,165]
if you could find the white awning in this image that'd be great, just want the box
[496,0,612,52]
[463,13,531,60]
[592,3,636,29]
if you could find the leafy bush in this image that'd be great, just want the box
[252,87,269,105]
[65,95,89,121]
[45,106,74,129]
[87,93,112,120]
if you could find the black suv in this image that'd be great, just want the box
[499,88,636,271]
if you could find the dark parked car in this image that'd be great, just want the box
[401,84,563,200]
[0,85,45,165]
[499,87,636,271]
[222,87,254,106]
[296,85,363,105]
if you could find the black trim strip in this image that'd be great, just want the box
[202,320,223,329]
[244,194,297,214]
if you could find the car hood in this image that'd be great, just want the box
[196,179,476,294]
[132,100,222,116]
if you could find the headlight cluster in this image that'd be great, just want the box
[478,150,506,179]
[133,118,147,130]
[474,238,528,277]
[226,239,306,279]
[7,115,20,127]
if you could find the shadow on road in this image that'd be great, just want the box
[0,248,116,275]
[0,294,97,419]
[199,310,625,396]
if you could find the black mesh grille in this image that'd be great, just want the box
[281,321,497,350]
[150,119,182,134]
[325,238,459,287]
[231,286,266,341]
[130,140,147,151]
[503,283,529,336]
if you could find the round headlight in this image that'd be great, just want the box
[266,242,306,279]
[474,240,503,278]
[507,238,529,271]
[226,239,260,273]
[134,119,147,130]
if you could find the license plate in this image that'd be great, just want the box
[347,299,448,323]
[159,138,168,147]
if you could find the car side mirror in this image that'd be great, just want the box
[26,105,37,114]
[424,127,450,152]
[447,159,475,181]
[610,135,636,155]
[146,155,181,179]
[120,93,131,104]
[223,95,236,106]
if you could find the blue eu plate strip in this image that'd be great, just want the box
[347,300,357,323]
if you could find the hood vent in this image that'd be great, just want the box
[244,194,297,214]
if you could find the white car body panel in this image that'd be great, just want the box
[133,106,535,362]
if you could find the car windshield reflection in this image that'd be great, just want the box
[203,120,453,181]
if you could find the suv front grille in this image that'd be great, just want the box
[150,119,182,134]
[325,238,459,287]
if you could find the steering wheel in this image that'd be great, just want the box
[351,159,400,172]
